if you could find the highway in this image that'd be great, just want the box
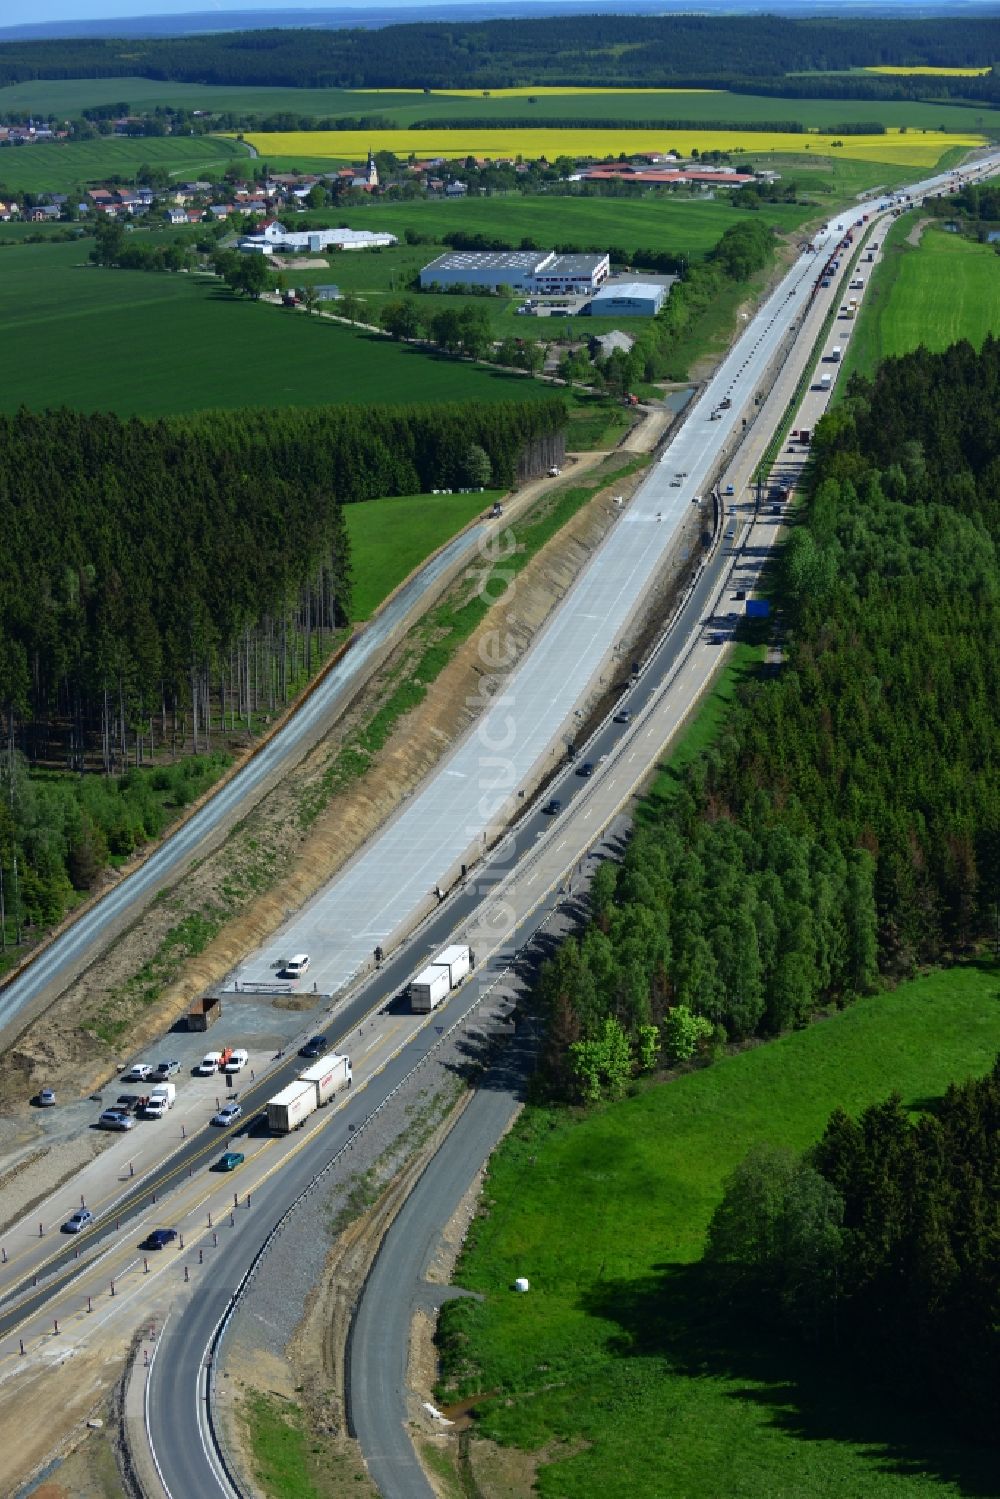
[229,215,848,998]
[0,518,508,1041]
[6,151,999,1497]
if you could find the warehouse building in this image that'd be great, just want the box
[586,280,673,317]
[418,248,609,294]
[239,223,397,254]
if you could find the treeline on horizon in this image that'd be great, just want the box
[0,16,996,95]
[535,336,1000,1104]
[708,1058,1000,1437]
[0,395,564,931]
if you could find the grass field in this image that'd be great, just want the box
[0,238,549,417]
[3,77,999,136]
[841,221,1000,383]
[300,193,813,260]
[0,133,248,193]
[346,490,495,620]
[441,963,1000,1498]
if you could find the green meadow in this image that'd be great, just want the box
[345,490,494,620]
[0,132,248,193]
[440,964,1000,1498]
[842,220,1000,382]
[0,238,549,417]
[2,75,998,134]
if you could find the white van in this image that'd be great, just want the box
[284,954,311,979]
[195,1051,222,1076]
[223,1048,249,1074]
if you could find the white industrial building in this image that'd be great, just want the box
[419,248,609,294]
[586,280,673,317]
[239,220,397,254]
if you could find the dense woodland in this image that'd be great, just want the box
[707,1057,1000,1436]
[0,17,996,93]
[536,338,1000,1102]
[0,396,564,934]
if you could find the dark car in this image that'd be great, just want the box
[299,1035,328,1060]
[542,799,562,816]
[142,1228,178,1251]
[576,762,594,778]
[613,708,631,725]
[216,1151,245,1172]
[115,1095,142,1114]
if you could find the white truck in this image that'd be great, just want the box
[298,1054,352,1107]
[267,1080,317,1134]
[410,964,451,1013]
[141,1083,175,1118]
[434,944,472,987]
[829,346,842,363]
[819,372,833,389]
[410,944,473,1012]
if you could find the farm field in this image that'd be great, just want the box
[3,77,999,135]
[0,238,549,417]
[440,963,1000,1499]
[302,194,814,259]
[0,133,248,193]
[841,222,1000,382]
[241,127,985,169]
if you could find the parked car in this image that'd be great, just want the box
[125,1063,153,1082]
[62,1208,94,1234]
[299,1035,327,1060]
[36,1087,56,1107]
[222,1048,249,1074]
[542,798,562,816]
[215,1151,245,1172]
[212,1102,243,1127]
[116,1094,142,1114]
[99,1109,134,1131]
[154,1060,180,1079]
[142,1228,178,1251]
[142,1096,169,1119]
[283,953,310,979]
[194,1052,222,1076]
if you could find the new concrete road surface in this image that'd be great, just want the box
[136,154,1000,1499]
[233,154,999,1004]
[0,517,511,1042]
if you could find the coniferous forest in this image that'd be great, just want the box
[0,17,997,95]
[0,396,564,934]
[707,1056,1000,1437]
[536,337,1000,1102]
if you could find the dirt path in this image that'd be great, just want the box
[906,216,932,246]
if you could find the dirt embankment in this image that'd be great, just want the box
[0,454,659,1131]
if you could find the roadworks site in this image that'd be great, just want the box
[0,398,712,1497]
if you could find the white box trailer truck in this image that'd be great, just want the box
[149,1082,175,1107]
[298,1054,352,1106]
[410,964,451,1013]
[434,944,471,987]
[267,1079,317,1134]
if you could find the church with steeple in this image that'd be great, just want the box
[347,150,379,191]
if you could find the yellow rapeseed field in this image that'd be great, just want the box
[865,65,992,77]
[239,127,983,168]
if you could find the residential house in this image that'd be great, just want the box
[163,207,188,225]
